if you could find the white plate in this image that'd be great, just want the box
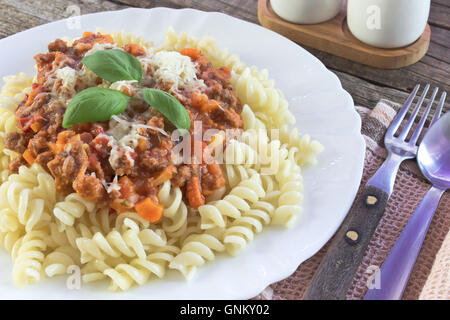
[0,8,365,299]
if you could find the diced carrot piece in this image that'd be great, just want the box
[202,99,221,113]
[92,34,114,45]
[191,91,221,113]
[56,130,76,146]
[191,91,208,110]
[103,34,114,44]
[23,149,35,165]
[48,142,58,154]
[24,85,44,107]
[180,48,201,60]
[153,165,176,186]
[30,121,42,132]
[186,176,205,209]
[83,31,94,37]
[124,44,146,56]
[135,198,164,223]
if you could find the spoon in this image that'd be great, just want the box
[365,110,450,300]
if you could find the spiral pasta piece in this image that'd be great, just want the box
[81,207,115,235]
[224,139,259,168]
[1,73,33,97]
[0,152,10,184]
[199,174,265,229]
[0,135,11,183]
[32,169,59,210]
[272,155,304,228]
[43,245,80,277]
[224,164,257,190]
[61,221,97,249]
[232,67,294,129]
[158,180,188,238]
[114,211,150,231]
[276,125,324,168]
[104,244,180,291]
[0,166,52,232]
[169,233,225,280]
[76,220,146,263]
[222,197,273,256]
[11,229,48,286]
[0,207,21,233]
[80,256,129,283]
[53,193,97,227]
[8,164,45,186]
[76,218,166,263]
[0,228,23,252]
[0,73,32,136]
[241,104,267,131]
[260,174,281,204]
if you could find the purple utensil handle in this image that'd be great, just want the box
[364,186,446,300]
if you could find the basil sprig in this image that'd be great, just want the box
[62,87,131,128]
[82,49,143,83]
[142,88,191,130]
[62,48,191,131]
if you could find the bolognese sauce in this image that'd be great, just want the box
[4,32,243,221]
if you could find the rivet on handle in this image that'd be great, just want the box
[345,230,360,245]
[366,195,378,206]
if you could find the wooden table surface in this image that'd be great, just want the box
[1,0,449,110]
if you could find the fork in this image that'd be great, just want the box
[304,84,440,300]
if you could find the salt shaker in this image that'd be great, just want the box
[347,0,430,48]
[270,0,343,25]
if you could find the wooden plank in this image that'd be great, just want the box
[302,45,449,94]
[429,2,450,29]
[430,25,450,49]
[0,0,124,38]
[0,2,47,38]
[109,0,259,24]
[432,0,450,7]
[335,69,450,113]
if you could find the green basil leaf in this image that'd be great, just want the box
[63,87,131,128]
[142,88,191,131]
[82,49,143,83]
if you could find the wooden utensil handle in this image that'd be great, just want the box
[303,185,389,300]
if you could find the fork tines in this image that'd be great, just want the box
[387,84,447,146]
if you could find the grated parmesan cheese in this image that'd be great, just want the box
[102,175,121,194]
[84,42,116,56]
[55,67,77,90]
[144,51,205,91]
[109,80,138,97]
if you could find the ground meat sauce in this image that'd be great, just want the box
[5,32,243,219]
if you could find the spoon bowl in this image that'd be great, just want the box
[417,112,450,190]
